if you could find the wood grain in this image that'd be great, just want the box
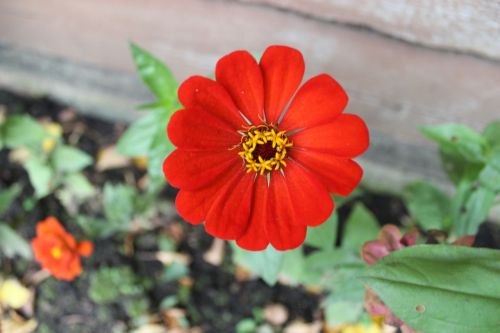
[1,0,500,190]
[239,0,500,60]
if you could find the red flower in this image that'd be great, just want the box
[163,45,369,250]
[32,217,93,281]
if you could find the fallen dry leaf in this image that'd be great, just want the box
[284,320,321,333]
[263,303,289,326]
[95,145,130,171]
[1,313,38,333]
[203,239,225,266]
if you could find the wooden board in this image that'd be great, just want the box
[1,0,500,191]
[239,0,500,60]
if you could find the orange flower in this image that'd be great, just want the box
[31,217,93,281]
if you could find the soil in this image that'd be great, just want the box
[3,90,496,333]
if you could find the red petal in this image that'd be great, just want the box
[290,114,369,158]
[215,50,264,125]
[175,162,242,224]
[281,161,334,227]
[163,149,239,191]
[205,168,255,240]
[178,75,246,130]
[291,150,363,196]
[236,175,270,251]
[260,45,304,124]
[267,169,307,250]
[280,74,348,131]
[167,109,241,150]
[77,241,93,257]
[36,216,66,237]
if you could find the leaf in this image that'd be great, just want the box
[51,145,93,173]
[0,184,21,215]
[117,111,158,157]
[421,124,488,163]
[403,181,451,231]
[362,245,500,333]
[3,115,45,148]
[232,244,284,286]
[0,224,32,259]
[342,203,379,250]
[146,120,173,192]
[130,42,178,107]
[0,278,31,309]
[479,152,500,192]
[305,211,337,250]
[458,186,496,235]
[482,120,500,150]
[103,183,136,225]
[24,158,53,198]
[324,300,363,326]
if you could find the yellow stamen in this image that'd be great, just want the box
[51,246,63,259]
[237,125,292,175]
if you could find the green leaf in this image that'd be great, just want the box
[146,120,173,192]
[342,203,379,250]
[130,42,178,106]
[305,212,337,250]
[89,266,145,304]
[325,301,363,326]
[421,124,488,163]
[117,111,158,157]
[0,223,32,259]
[403,181,451,231]
[62,173,95,199]
[479,152,500,192]
[3,115,45,148]
[0,184,21,215]
[362,245,500,333]
[103,183,135,225]
[440,149,484,185]
[458,186,496,235]
[52,145,93,173]
[25,158,54,198]
[232,244,284,286]
[482,120,500,150]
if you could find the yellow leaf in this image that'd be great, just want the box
[0,278,31,309]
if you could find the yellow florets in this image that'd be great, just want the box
[238,125,293,175]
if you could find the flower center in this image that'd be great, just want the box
[51,246,63,259]
[238,125,292,175]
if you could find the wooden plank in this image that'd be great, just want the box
[239,0,500,60]
[1,0,500,191]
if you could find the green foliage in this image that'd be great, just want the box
[77,182,159,239]
[3,115,45,149]
[342,203,379,250]
[89,266,146,304]
[232,244,284,286]
[304,211,337,250]
[129,43,178,108]
[0,184,21,215]
[362,245,500,333]
[0,224,32,259]
[419,122,500,236]
[118,43,180,192]
[25,158,54,198]
[51,145,93,173]
[403,181,451,231]
[1,113,94,200]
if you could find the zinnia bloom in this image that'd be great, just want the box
[32,217,93,281]
[163,45,369,250]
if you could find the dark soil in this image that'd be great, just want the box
[1,90,331,333]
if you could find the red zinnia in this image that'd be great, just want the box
[32,217,93,281]
[163,45,369,250]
